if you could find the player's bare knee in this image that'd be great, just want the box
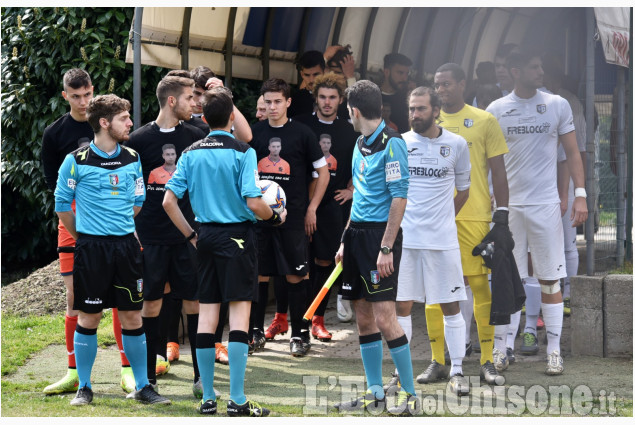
[182,299,199,314]
[396,300,412,317]
[440,301,460,316]
[118,310,142,329]
[142,298,162,317]
[78,311,102,329]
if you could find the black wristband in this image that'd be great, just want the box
[265,210,282,226]
[492,209,509,225]
[186,231,197,241]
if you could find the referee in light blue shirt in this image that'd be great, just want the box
[163,87,284,417]
[333,80,418,415]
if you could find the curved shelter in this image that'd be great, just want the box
[126,6,632,275]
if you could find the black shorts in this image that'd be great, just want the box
[197,222,258,304]
[312,198,344,262]
[73,233,144,313]
[257,226,309,277]
[142,243,198,301]
[341,222,403,302]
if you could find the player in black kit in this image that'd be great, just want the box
[250,78,330,357]
[294,72,358,341]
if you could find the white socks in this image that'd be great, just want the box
[444,312,466,376]
[563,249,578,298]
[542,302,563,354]
[460,286,474,344]
[507,311,521,348]
[523,277,541,335]
[397,315,412,343]
[494,324,507,352]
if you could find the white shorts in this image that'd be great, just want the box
[509,203,566,281]
[397,248,466,304]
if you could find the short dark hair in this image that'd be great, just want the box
[260,78,290,99]
[165,69,191,78]
[383,53,412,70]
[202,87,233,130]
[475,83,503,109]
[87,94,130,134]
[475,61,496,84]
[190,66,216,90]
[162,143,176,152]
[495,43,518,60]
[156,76,195,108]
[268,137,282,146]
[408,86,441,112]
[506,47,542,73]
[435,63,466,83]
[313,72,346,99]
[319,133,332,141]
[345,80,382,120]
[297,50,325,71]
[63,68,92,90]
[326,45,353,69]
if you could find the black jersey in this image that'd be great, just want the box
[382,91,409,134]
[186,115,210,134]
[125,121,206,245]
[251,118,324,228]
[293,113,358,205]
[287,88,315,118]
[41,113,94,191]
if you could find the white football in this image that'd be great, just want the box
[255,179,286,219]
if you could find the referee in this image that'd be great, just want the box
[163,87,284,416]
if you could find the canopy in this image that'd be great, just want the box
[125,7,630,86]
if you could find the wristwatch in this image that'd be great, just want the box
[380,246,392,255]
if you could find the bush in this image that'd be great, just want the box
[1,7,165,269]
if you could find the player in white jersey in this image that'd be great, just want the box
[395,87,472,395]
[486,49,587,375]
[542,55,587,316]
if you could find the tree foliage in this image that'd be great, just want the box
[1,7,165,269]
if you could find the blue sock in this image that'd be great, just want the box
[228,331,249,405]
[196,333,216,401]
[388,335,415,394]
[121,328,149,390]
[74,325,98,389]
[359,333,384,399]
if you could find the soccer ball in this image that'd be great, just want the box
[255,179,286,219]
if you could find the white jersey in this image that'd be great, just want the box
[487,90,574,206]
[401,128,471,250]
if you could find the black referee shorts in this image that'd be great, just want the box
[142,243,198,301]
[312,198,344,262]
[341,222,403,303]
[73,233,144,313]
[196,222,258,304]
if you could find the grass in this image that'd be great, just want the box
[2,312,633,417]
[2,311,116,376]
[608,261,633,275]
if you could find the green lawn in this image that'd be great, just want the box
[2,312,632,417]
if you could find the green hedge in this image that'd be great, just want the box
[1,7,165,268]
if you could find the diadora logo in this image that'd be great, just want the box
[85,298,103,305]
[361,147,371,154]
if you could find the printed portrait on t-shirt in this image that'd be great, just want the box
[258,137,291,175]
[319,133,337,172]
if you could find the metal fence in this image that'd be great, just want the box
[582,59,632,275]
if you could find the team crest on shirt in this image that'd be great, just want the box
[464,119,473,128]
[537,104,547,114]
[137,279,143,292]
[109,174,119,186]
[370,270,380,285]
[440,146,451,157]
